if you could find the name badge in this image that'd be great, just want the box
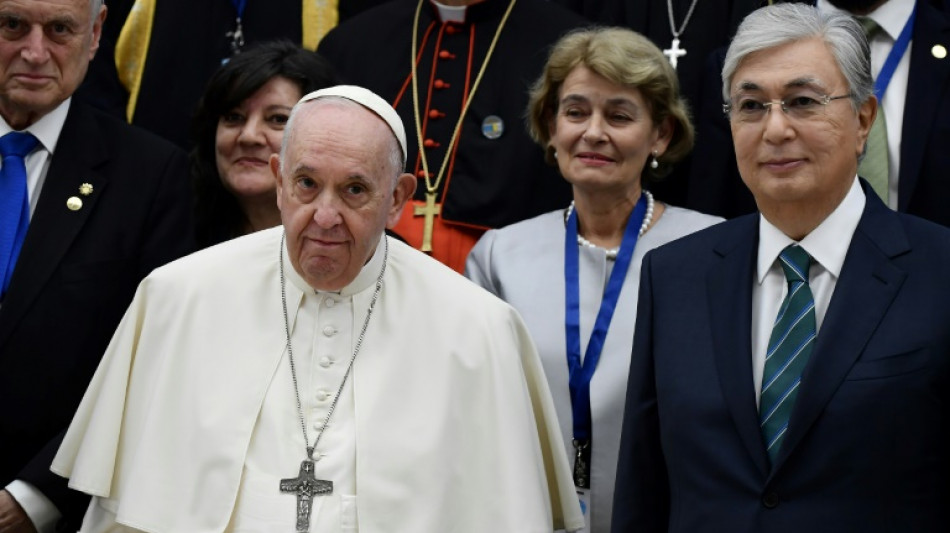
[572,439,591,489]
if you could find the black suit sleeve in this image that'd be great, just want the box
[15,132,193,530]
[612,250,669,533]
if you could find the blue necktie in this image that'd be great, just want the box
[759,245,816,465]
[0,131,39,299]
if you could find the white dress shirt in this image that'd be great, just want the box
[751,177,866,406]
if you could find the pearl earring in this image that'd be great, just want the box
[650,150,659,169]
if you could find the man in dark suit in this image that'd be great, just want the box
[0,1,192,531]
[688,0,950,228]
[613,4,950,532]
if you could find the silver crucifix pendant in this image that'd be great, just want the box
[280,459,333,532]
[663,37,687,69]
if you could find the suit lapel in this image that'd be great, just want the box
[0,102,109,348]
[707,215,770,477]
[772,191,909,472]
[898,0,950,210]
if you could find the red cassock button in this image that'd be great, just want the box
[445,24,459,35]
[434,79,450,89]
[429,109,445,119]
[423,139,440,148]
[438,50,456,60]
[417,170,428,178]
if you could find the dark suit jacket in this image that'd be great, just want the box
[0,101,193,528]
[613,183,950,532]
[687,0,950,227]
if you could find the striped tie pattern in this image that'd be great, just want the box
[760,245,816,465]
[856,16,889,203]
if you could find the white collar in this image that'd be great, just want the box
[757,176,865,283]
[432,0,468,23]
[0,98,71,153]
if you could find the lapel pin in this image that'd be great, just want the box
[79,183,93,196]
[481,115,504,140]
[66,196,83,211]
[933,45,947,59]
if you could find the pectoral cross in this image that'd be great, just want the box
[663,38,687,69]
[413,191,441,252]
[280,459,333,532]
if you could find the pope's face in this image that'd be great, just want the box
[729,37,873,226]
[0,0,105,128]
[273,101,414,291]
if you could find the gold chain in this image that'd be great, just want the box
[410,0,517,197]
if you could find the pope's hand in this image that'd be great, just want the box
[0,491,37,533]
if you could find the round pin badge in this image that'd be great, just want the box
[933,45,947,59]
[66,197,83,211]
[481,115,504,140]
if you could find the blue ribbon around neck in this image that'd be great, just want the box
[873,4,915,102]
[564,193,647,442]
[231,0,248,17]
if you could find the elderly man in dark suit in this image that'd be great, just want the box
[0,1,192,532]
[613,3,950,532]
[688,0,950,228]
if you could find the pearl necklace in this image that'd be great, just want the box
[565,191,655,260]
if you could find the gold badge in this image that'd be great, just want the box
[79,183,93,196]
[66,196,83,211]
[933,45,947,59]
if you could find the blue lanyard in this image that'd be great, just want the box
[564,193,647,442]
[231,0,248,17]
[873,5,915,102]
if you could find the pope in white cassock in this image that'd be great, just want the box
[50,86,584,533]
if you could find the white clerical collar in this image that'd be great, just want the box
[282,234,387,297]
[817,0,915,40]
[432,0,468,23]
[756,176,865,283]
[0,97,71,154]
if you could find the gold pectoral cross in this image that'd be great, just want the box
[413,191,441,252]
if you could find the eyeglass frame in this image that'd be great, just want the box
[722,93,853,122]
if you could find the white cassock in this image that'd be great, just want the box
[51,227,583,533]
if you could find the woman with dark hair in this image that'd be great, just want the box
[191,40,337,248]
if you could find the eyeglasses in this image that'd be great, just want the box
[723,92,852,123]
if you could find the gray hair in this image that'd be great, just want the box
[722,3,874,112]
[91,0,104,24]
[280,97,406,189]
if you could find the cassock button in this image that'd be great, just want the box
[316,390,331,401]
[423,138,440,149]
[434,79,450,89]
[438,50,456,60]
[481,115,504,139]
[322,326,337,337]
[319,356,333,368]
[325,298,336,308]
[762,491,780,509]
[416,170,428,179]
[933,45,947,59]
[445,24,459,35]
[428,109,445,119]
